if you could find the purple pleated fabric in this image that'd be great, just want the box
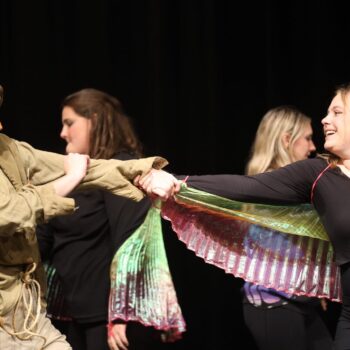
[161,195,341,302]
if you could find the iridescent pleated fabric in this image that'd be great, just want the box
[109,205,186,339]
[161,185,341,302]
[44,263,71,320]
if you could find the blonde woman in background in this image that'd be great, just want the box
[242,106,333,350]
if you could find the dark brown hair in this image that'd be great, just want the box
[62,88,143,159]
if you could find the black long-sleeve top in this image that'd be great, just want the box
[186,157,350,266]
[37,152,150,323]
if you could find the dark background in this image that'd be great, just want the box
[0,1,346,349]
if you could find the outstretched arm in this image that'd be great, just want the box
[137,158,327,205]
[0,137,167,236]
[16,140,167,202]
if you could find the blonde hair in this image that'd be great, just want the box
[246,106,311,175]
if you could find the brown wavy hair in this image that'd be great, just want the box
[62,88,143,159]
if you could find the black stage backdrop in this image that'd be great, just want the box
[0,1,346,349]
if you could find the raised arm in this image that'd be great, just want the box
[138,158,327,205]
[16,140,167,201]
[0,138,167,237]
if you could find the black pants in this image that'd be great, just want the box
[243,303,334,350]
[335,262,350,350]
[63,320,109,350]
[53,319,165,350]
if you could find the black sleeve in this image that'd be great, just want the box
[185,158,326,205]
[104,152,152,251]
[103,191,151,251]
[36,223,54,261]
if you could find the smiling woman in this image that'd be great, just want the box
[322,89,350,162]
[137,82,350,350]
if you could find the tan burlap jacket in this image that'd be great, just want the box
[0,133,166,315]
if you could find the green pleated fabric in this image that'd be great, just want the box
[175,185,329,242]
[109,204,186,339]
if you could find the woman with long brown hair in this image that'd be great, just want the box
[37,88,166,350]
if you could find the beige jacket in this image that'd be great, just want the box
[0,133,167,315]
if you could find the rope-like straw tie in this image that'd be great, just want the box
[0,263,47,349]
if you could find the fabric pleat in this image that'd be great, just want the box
[109,205,186,339]
[43,263,71,320]
[161,186,341,302]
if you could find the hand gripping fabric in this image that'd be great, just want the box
[161,185,341,302]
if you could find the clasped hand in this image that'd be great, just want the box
[64,153,90,180]
[135,169,181,201]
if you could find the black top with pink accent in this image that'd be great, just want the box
[186,157,350,266]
